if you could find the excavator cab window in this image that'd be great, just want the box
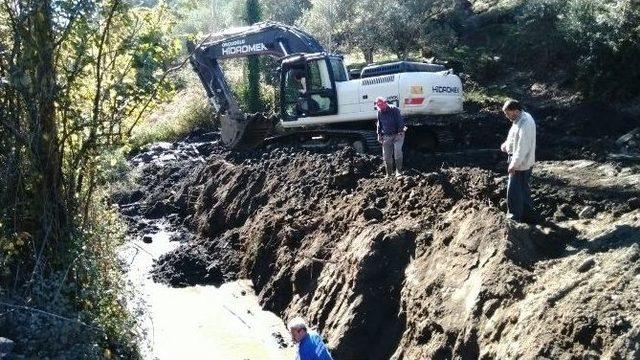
[306,59,335,114]
[328,58,348,82]
[281,56,338,121]
[283,67,307,118]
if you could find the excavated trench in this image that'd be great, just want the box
[114,104,640,359]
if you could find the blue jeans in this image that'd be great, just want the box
[507,168,534,222]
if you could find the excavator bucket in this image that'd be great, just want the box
[220,112,273,150]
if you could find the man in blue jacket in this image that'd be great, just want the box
[375,96,406,177]
[288,317,333,360]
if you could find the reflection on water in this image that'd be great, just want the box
[119,225,294,360]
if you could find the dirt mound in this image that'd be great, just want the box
[115,129,640,359]
[456,101,640,162]
[148,146,500,284]
[392,204,640,359]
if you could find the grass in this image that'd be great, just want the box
[127,63,279,153]
[129,84,216,153]
[464,80,511,110]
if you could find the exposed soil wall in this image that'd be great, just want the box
[114,126,640,359]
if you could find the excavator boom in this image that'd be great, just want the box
[187,22,325,149]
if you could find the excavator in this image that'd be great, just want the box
[187,21,464,152]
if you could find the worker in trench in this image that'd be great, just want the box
[288,317,334,360]
[500,99,538,223]
[375,96,407,178]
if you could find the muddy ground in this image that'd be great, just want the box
[114,104,640,359]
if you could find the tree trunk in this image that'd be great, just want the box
[245,0,262,113]
[364,49,374,64]
[247,55,261,113]
[30,0,68,260]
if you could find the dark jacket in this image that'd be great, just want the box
[376,105,405,136]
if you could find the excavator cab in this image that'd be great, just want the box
[280,53,345,121]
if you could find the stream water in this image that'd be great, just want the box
[119,222,294,359]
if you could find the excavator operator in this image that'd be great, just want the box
[285,68,319,117]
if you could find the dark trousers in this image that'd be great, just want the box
[507,168,534,222]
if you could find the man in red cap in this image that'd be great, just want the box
[375,96,406,178]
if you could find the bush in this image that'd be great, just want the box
[234,79,277,114]
[1,198,139,359]
[557,0,640,100]
[511,0,574,72]
[451,46,503,82]
[503,0,640,100]
[129,84,216,152]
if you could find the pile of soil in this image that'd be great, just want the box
[456,100,640,162]
[114,128,640,359]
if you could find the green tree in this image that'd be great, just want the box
[557,0,640,99]
[345,0,387,63]
[172,0,241,37]
[245,0,262,113]
[297,0,455,60]
[379,0,455,59]
[262,0,311,25]
[296,0,353,52]
[0,0,179,356]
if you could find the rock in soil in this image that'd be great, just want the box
[362,207,384,221]
[579,206,596,219]
[577,257,596,273]
[0,337,14,356]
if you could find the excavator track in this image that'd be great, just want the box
[320,129,381,154]
[435,128,455,151]
[226,117,454,155]
[265,129,382,154]
[404,115,460,153]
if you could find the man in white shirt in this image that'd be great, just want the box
[500,99,536,222]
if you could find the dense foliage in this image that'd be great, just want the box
[294,0,640,100]
[0,0,179,357]
[174,0,639,101]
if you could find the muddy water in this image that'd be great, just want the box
[119,223,294,359]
